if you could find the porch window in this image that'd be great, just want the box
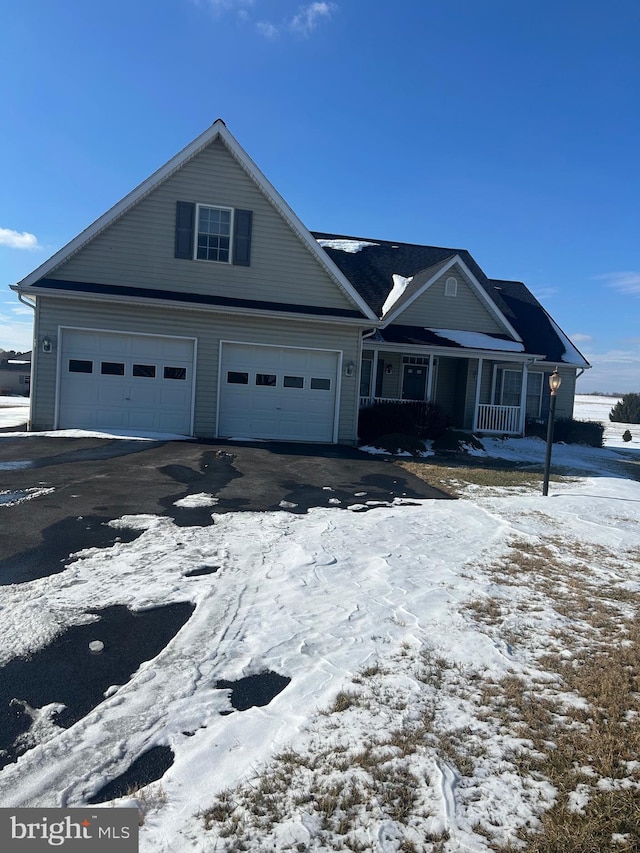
[526,372,544,418]
[497,369,522,407]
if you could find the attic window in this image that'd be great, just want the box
[445,276,458,297]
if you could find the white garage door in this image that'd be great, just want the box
[58,329,195,434]
[218,343,339,442]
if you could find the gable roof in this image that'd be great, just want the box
[313,232,590,368]
[14,122,377,322]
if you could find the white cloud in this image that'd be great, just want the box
[289,1,337,35]
[531,285,557,302]
[199,0,254,11]
[255,1,338,38]
[569,333,593,344]
[0,228,42,250]
[578,342,640,393]
[196,0,338,37]
[0,311,33,352]
[594,271,640,296]
[256,20,279,38]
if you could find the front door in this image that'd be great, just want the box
[402,364,427,400]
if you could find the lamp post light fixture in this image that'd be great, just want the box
[542,368,562,496]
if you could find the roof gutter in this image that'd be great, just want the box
[17,290,36,310]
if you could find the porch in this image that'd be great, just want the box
[359,396,522,435]
[358,350,548,436]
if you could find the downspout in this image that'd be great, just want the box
[362,327,380,403]
[18,292,36,310]
[17,291,36,431]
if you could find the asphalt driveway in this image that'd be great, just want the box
[0,436,450,585]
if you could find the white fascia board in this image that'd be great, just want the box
[22,285,374,327]
[217,125,377,322]
[380,254,523,342]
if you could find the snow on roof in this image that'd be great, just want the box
[381,274,413,317]
[545,314,589,366]
[428,328,524,352]
[316,239,380,253]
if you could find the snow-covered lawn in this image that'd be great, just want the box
[0,396,639,851]
[0,395,29,429]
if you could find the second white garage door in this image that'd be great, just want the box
[218,342,339,442]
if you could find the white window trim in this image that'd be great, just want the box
[445,276,458,297]
[194,203,234,264]
[492,365,523,407]
[525,371,544,418]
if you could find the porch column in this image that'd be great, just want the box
[371,350,379,400]
[472,358,483,432]
[426,354,434,401]
[518,363,529,434]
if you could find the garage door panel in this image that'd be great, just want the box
[59,330,194,434]
[219,343,338,442]
[96,384,128,405]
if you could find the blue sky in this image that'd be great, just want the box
[1,0,639,392]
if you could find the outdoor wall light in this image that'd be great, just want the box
[542,368,562,496]
[343,361,355,378]
[385,364,393,375]
[42,336,53,354]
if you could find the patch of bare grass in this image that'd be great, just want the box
[202,648,464,850]
[466,537,640,852]
[398,459,563,497]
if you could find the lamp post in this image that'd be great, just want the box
[542,368,562,496]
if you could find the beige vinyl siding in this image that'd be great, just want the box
[47,139,358,314]
[32,296,361,442]
[378,353,402,398]
[396,265,507,334]
[555,368,576,419]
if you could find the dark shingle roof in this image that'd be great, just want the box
[313,232,515,319]
[490,279,588,366]
[33,278,366,320]
[313,232,589,367]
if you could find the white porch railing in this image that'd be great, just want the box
[360,396,415,408]
[360,398,523,435]
[476,404,521,434]
[360,397,434,409]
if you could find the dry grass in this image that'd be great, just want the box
[398,459,566,497]
[473,536,640,852]
[201,646,461,851]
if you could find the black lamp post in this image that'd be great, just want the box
[542,368,562,496]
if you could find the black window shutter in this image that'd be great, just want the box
[233,209,252,266]
[175,201,195,259]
